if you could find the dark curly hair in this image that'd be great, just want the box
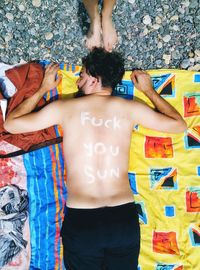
[82,47,125,90]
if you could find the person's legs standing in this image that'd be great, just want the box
[101,0,118,52]
[83,0,102,50]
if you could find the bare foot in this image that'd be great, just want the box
[85,16,102,50]
[102,15,118,52]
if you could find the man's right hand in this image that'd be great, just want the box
[130,70,153,94]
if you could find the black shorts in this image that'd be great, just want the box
[61,202,140,270]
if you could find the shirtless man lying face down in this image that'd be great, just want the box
[4,48,187,270]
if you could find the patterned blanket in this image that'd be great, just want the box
[0,63,199,270]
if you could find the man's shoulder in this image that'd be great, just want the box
[110,96,138,108]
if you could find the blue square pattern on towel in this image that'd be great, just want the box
[165,206,175,217]
[194,74,200,83]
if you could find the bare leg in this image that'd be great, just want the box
[101,0,118,52]
[83,0,102,50]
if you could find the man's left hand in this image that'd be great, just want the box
[40,63,62,93]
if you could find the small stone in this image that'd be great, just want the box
[191,64,200,71]
[19,59,27,64]
[188,64,200,71]
[45,32,53,40]
[195,56,200,62]
[6,13,14,21]
[1,56,9,63]
[182,0,190,7]
[152,24,160,30]
[163,5,169,10]
[143,28,149,36]
[30,28,36,35]
[178,7,185,14]
[68,46,74,52]
[27,16,33,23]
[170,15,179,21]
[189,58,195,63]
[171,51,180,59]
[157,42,163,48]
[32,0,41,7]
[143,15,152,25]
[163,54,171,64]
[43,53,51,58]
[5,33,13,42]
[173,25,180,31]
[18,4,25,11]
[190,33,197,39]
[189,51,195,57]
[128,0,135,3]
[163,54,171,60]
[181,59,190,69]
[195,50,200,57]
[188,66,194,71]
[163,35,171,42]
[127,55,133,61]
[155,59,162,66]
[155,16,162,24]
[165,59,170,65]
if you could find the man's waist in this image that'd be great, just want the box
[66,190,134,209]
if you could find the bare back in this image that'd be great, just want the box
[62,95,135,208]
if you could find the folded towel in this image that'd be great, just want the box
[0,63,60,153]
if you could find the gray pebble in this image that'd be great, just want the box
[195,50,200,57]
[189,58,195,63]
[181,59,190,69]
[152,24,160,30]
[178,7,186,14]
[155,59,162,65]
[1,56,9,62]
[45,32,54,40]
[163,35,171,42]
[143,15,152,25]
[189,64,200,71]
[6,13,14,21]
[5,33,13,42]
[128,0,135,4]
[182,0,190,7]
[18,4,25,12]
[172,25,180,31]
[172,51,181,60]
[163,5,169,10]
[32,0,41,8]
[163,54,171,65]
[157,42,163,49]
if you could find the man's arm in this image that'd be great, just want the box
[130,70,187,133]
[4,63,64,134]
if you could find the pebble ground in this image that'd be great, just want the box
[0,0,199,70]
